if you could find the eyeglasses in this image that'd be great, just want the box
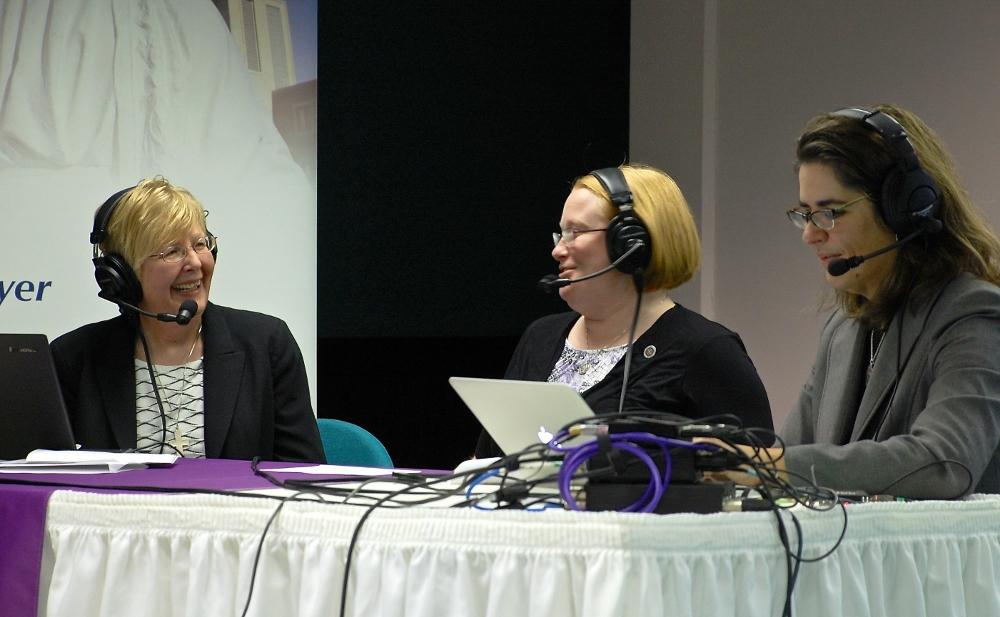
[149,235,218,263]
[786,195,868,231]
[552,228,607,247]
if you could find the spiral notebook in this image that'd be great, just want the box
[0,334,77,460]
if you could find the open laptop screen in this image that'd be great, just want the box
[449,377,596,455]
[0,334,77,460]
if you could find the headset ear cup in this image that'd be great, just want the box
[879,167,906,235]
[589,167,652,275]
[898,168,941,231]
[207,229,218,262]
[93,253,142,306]
[834,108,943,238]
[606,208,652,274]
[880,166,941,236]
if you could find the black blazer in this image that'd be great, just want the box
[51,303,324,463]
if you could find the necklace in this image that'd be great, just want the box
[869,328,886,369]
[158,326,202,455]
[584,319,629,350]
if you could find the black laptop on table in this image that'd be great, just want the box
[0,334,77,460]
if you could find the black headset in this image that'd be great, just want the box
[589,167,652,274]
[90,185,218,306]
[833,107,942,237]
[91,187,143,305]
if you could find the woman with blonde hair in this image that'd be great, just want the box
[52,177,324,462]
[476,164,772,457]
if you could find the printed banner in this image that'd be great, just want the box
[0,0,317,404]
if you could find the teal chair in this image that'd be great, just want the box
[317,418,394,468]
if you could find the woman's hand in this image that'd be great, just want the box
[694,437,787,486]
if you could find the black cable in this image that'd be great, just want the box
[872,458,974,499]
[249,415,846,617]
[256,454,540,617]
[702,432,847,617]
[248,461,455,616]
[0,459,297,617]
[547,408,844,617]
[0,474,290,500]
[335,469,498,617]
[135,322,173,455]
[239,493,297,617]
[252,460,462,509]
[617,268,645,414]
[793,501,848,564]
[784,510,804,617]
[734,456,796,617]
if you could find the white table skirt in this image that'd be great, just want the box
[39,491,1000,617]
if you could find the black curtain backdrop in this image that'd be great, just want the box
[317,2,630,468]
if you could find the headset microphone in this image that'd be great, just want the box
[827,219,940,277]
[116,299,199,325]
[537,242,644,293]
[174,300,198,325]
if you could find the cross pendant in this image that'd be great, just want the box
[169,426,189,455]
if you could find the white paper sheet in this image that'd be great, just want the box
[0,449,177,473]
[265,464,421,476]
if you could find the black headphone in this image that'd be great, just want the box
[91,187,143,305]
[589,167,651,274]
[90,185,218,306]
[833,107,942,236]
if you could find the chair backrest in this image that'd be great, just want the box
[316,418,394,468]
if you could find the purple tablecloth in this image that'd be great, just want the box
[1,484,54,617]
[0,458,340,617]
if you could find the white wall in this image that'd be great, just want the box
[632,0,1000,427]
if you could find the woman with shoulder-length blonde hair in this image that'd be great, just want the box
[51,177,324,463]
[475,163,773,457]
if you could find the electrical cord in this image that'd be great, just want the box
[5,437,853,617]
[135,322,183,456]
[188,421,968,617]
[871,458,974,499]
[554,430,719,512]
[238,491,310,617]
[248,459,493,616]
[253,455,564,615]
[467,468,500,510]
[554,411,836,617]
[616,268,644,414]
[334,468,510,617]
[715,438,847,617]
[246,417,850,617]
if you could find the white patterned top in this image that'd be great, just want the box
[134,359,206,457]
[547,340,628,392]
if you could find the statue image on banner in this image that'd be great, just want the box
[0,0,319,406]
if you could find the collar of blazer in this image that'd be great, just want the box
[851,279,954,441]
[97,303,245,457]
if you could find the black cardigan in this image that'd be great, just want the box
[51,302,324,463]
[475,305,773,457]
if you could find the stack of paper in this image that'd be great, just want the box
[0,449,177,474]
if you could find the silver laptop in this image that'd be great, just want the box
[449,377,596,455]
[0,334,77,460]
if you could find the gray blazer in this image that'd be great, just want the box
[782,273,1000,499]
